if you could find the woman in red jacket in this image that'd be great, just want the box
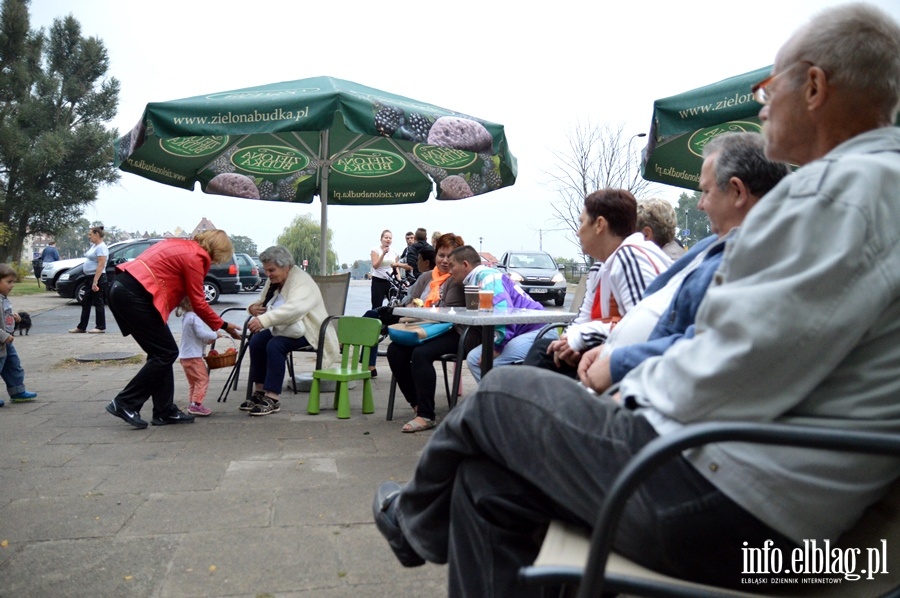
[104,230,241,429]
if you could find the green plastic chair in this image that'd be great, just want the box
[307,316,383,419]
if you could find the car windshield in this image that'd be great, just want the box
[512,253,556,269]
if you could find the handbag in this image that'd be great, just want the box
[387,319,453,346]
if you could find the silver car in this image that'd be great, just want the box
[40,257,85,291]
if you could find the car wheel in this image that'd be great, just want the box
[74,280,88,305]
[555,294,565,307]
[204,281,221,304]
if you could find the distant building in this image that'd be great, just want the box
[190,217,218,237]
[479,252,499,268]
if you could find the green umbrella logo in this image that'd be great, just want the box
[413,144,477,170]
[231,145,310,175]
[160,135,230,157]
[687,121,762,157]
[333,148,406,178]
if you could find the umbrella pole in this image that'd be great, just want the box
[320,193,328,275]
[320,130,329,275]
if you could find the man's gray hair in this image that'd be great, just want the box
[791,3,900,121]
[703,132,791,198]
[259,245,295,268]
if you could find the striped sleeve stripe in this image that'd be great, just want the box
[614,248,651,305]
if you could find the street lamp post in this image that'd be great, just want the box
[626,132,647,186]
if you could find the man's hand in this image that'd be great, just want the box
[577,346,614,394]
[547,336,581,367]
[12,312,20,323]
[224,323,242,339]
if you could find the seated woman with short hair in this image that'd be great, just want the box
[241,246,339,416]
[386,233,466,433]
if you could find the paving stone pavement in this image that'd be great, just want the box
[0,293,476,597]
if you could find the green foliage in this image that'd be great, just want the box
[54,217,90,258]
[0,1,120,261]
[230,235,258,255]
[675,191,708,249]
[275,214,337,274]
[8,260,29,282]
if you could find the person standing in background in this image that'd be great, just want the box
[370,229,399,309]
[404,228,432,282]
[40,241,60,264]
[69,226,109,334]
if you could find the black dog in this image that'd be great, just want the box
[14,311,31,336]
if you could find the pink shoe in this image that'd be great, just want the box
[187,402,212,416]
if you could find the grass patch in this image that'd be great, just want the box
[10,284,54,297]
[57,355,145,368]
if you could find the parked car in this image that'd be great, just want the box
[40,257,85,291]
[56,239,242,305]
[249,256,264,290]
[497,250,567,306]
[235,253,261,291]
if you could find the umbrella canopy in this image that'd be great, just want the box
[114,76,517,272]
[641,66,770,191]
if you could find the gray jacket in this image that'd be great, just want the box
[0,294,12,358]
[621,127,900,544]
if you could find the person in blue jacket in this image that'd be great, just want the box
[581,131,790,392]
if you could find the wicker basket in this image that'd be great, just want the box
[205,337,237,370]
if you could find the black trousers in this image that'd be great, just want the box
[371,276,392,309]
[107,272,179,419]
[386,331,460,421]
[77,273,107,331]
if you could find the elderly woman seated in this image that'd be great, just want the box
[240,246,339,416]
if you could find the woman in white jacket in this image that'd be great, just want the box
[241,246,339,416]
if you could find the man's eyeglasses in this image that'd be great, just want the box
[751,61,814,105]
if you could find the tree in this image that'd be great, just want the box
[54,217,89,258]
[230,235,257,255]
[675,190,708,249]
[276,214,337,274]
[546,121,666,256]
[0,1,120,261]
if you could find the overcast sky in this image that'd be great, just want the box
[31,0,900,264]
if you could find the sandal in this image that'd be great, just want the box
[402,417,435,433]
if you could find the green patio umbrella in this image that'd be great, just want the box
[641,66,771,190]
[114,76,517,272]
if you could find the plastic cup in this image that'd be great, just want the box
[465,290,480,310]
[478,289,494,312]
[464,285,480,310]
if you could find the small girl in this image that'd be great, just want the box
[177,297,221,416]
[0,264,37,407]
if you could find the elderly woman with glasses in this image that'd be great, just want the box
[241,246,339,416]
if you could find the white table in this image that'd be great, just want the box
[392,306,578,404]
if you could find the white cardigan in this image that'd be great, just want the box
[251,266,339,368]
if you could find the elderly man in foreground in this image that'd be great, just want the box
[372,4,900,596]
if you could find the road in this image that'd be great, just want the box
[28,280,576,335]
